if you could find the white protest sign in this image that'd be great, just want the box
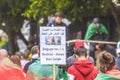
[40,27,66,65]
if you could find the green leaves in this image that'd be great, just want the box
[23,0,112,23]
[0,0,30,31]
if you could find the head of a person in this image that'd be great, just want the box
[10,55,21,68]
[74,41,84,51]
[22,49,31,60]
[96,51,115,73]
[15,51,23,59]
[54,12,63,24]
[74,47,88,61]
[0,49,9,59]
[31,45,40,57]
[93,17,100,29]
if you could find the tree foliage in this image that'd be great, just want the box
[23,0,112,22]
[0,0,30,32]
[0,0,30,53]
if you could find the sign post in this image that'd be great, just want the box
[40,27,66,80]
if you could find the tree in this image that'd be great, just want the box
[23,0,111,21]
[23,0,120,39]
[0,0,30,54]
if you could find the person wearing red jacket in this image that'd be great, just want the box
[0,49,25,80]
[67,47,98,80]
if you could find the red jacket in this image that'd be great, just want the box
[67,60,98,80]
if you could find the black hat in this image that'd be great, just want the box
[93,17,100,24]
[55,12,63,17]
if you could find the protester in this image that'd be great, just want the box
[95,51,120,80]
[21,49,31,69]
[84,17,116,59]
[26,45,68,80]
[94,43,117,61]
[66,40,94,69]
[47,12,66,27]
[47,12,69,40]
[67,47,98,80]
[0,49,9,58]
[15,51,23,59]
[0,49,25,80]
[10,55,22,68]
[23,45,40,73]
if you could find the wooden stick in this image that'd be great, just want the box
[52,64,56,80]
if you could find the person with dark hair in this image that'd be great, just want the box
[66,40,94,69]
[10,55,22,68]
[23,45,39,73]
[84,17,116,60]
[95,51,120,80]
[47,12,66,27]
[47,12,69,40]
[85,17,109,41]
[67,47,98,80]
[21,49,31,69]
[15,51,23,59]
[26,45,68,80]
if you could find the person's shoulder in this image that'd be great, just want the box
[67,55,75,63]
[61,21,67,26]
[29,59,40,68]
[67,64,76,70]
[100,23,106,27]
[89,23,94,26]
[47,19,55,26]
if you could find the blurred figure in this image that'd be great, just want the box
[95,43,117,61]
[66,40,94,69]
[10,55,22,68]
[25,46,59,80]
[95,51,120,80]
[84,17,116,60]
[21,49,31,69]
[15,51,23,59]
[0,49,9,58]
[23,45,39,73]
[47,12,69,40]
[0,49,25,80]
[26,45,68,80]
[67,47,98,80]
[84,17,109,41]
[47,12,66,27]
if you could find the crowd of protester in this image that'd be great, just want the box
[0,12,120,80]
[0,41,120,80]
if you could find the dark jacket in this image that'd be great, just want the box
[47,19,66,27]
[23,58,37,73]
[47,19,69,40]
[67,60,98,80]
